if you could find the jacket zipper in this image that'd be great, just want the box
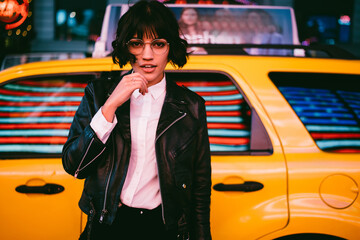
[74,138,106,178]
[99,143,115,223]
[155,112,187,224]
[155,112,187,142]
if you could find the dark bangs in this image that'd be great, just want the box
[132,6,170,41]
[112,1,188,68]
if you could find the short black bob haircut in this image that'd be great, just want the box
[111,0,189,68]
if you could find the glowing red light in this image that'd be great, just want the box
[0,0,29,30]
[339,15,351,25]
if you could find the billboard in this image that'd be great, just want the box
[93,4,299,57]
[173,5,296,45]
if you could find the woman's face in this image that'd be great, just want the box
[247,12,262,30]
[181,8,198,26]
[130,35,169,86]
[201,20,212,32]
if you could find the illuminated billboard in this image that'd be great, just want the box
[92,4,299,58]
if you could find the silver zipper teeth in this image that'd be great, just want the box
[78,147,106,174]
[156,113,187,142]
[99,149,115,223]
[155,112,187,224]
[74,138,94,178]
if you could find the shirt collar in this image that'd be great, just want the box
[132,75,166,100]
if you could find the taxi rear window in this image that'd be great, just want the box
[169,72,252,153]
[0,74,93,158]
[270,72,360,153]
[0,71,271,158]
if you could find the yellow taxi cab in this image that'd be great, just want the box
[0,47,359,240]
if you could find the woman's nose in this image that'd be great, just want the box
[142,44,154,59]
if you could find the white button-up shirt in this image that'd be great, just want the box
[90,76,166,210]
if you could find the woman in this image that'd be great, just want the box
[62,1,212,240]
[178,7,203,43]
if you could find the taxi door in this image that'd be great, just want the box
[0,73,91,240]
[173,71,289,239]
[0,159,84,240]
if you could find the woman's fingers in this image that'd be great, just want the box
[106,73,148,107]
[103,73,150,121]
[126,73,148,95]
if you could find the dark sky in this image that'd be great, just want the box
[294,0,354,42]
[294,0,354,16]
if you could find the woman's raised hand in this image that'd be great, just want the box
[102,73,148,122]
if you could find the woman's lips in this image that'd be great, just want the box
[141,65,156,73]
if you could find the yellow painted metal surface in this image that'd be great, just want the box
[0,159,84,240]
[0,55,360,239]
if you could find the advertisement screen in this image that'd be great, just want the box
[93,4,299,57]
[170,5,297,45]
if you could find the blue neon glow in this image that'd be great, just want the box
[294,112,353,118]
[0,95,82,102]
[0,130,69,136]
[349,104,360,109]
[206,105,241,111]
[300,117,357,125]
[0,145,63,153]
[0,117,74,123]
[208,129,250,137]
[0,106,79,112]
[293,106,348,112]
[187,85,236,92]
[210,144,249,152]
[279,86,330,93]
[4,84,84,93]
[284,94,336,100]
[207,116,243,123]
[288,100,343,107]
[281,92,333,97]
[316,140,360,149]
[203,94,243,101]
[338,90,360,97]
[306,125,360,132]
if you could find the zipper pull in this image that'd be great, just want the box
[74,169,79,178]
[99,209,108,223]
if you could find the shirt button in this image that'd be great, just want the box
[182,183,187,189]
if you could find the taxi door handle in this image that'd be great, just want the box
[16,183,65,195]
[213,181,264,192]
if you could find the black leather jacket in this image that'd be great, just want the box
[62,72,212,239]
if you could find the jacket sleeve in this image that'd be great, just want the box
[62,82,107,179]
[193,99,212,240]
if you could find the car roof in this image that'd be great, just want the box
[1,55,359,80]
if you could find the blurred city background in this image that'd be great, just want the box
[1,0,359,68]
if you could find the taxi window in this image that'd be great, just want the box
[169,71,272,154]
[0,71,272,158]
[0,74,95,158]
[270,72,360,153]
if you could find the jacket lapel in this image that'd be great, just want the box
[156,79,187,140]
[111,75,187,142]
